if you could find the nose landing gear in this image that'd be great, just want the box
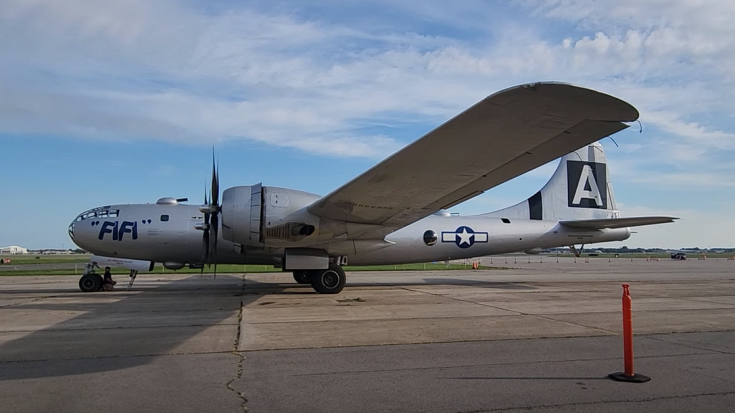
[79,262,102,292]
[79,272,103,292]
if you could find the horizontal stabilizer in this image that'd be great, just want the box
[560,216,678,229]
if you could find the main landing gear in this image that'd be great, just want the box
[292,263,347,294]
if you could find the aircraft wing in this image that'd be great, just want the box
[308,82,639,231]
[560,216,679,229]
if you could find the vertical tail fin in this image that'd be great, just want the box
[483,141,620,221]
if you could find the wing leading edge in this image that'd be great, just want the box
[308,82,639,231]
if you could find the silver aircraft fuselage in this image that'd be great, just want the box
[69,203,630,266]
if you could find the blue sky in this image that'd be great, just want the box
[1,0,734,249]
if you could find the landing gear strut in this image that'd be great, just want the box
[569,244,585,258]
[127,270,139,290]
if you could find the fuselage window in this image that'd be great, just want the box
[423,230,438,246]
[160,215,170,222]
[501,218,511,224]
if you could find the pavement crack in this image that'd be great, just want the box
[225,277,248,412]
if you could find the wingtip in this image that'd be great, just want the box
[492,82,640,123]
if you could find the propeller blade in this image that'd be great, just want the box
[211,151,220,207]
[202,186,211,268]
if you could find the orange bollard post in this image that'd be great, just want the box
[472,261,479,270]
[609,284,650,383]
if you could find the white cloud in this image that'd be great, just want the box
[0,1,733,202]
[2,0,732,162]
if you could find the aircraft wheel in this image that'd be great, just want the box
[79,273,103,292]
[292,270,311,284]
[310,264,346,294]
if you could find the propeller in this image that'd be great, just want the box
[198,151,221,276]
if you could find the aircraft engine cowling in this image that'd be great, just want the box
[221,185,264,247]
[221,185,323,247]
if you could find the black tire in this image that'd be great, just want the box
[79,273,103,292]
[293,270,311,284]
[310,263,346,294]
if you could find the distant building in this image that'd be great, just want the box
[1,245,28,254]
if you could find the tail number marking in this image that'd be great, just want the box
[567,161,607,209]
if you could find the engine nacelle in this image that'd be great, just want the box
[221,184,323,247]
[221,185,264,247]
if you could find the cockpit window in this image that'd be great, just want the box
[76,207,119,221]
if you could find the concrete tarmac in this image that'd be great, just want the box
[1,257,734,412]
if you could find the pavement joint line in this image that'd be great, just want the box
[286,359,624,377]
[643,334,735,355]
[635,307,735,313]
[674,364,735,385]
[1,340,711,367]
[236,334,735,353]
[455,391,735,413]
[0,295,68,308]
[0,322,240,333]
[0,349,238,364]
[526,313,618,335]
[683,297,735,306]
[18,309,246,315]
[674,295,735,305]
[397,286,529,315]
[273,350,722,378]
[239,314,528,325]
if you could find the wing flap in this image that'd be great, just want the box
[308,82,639,229]
[560,216,679,229]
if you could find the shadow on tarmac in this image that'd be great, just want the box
[0,275,284,381]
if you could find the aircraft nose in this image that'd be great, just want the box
[68,219,76,241]
[69,208,103,251]
[68,214,89,249]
